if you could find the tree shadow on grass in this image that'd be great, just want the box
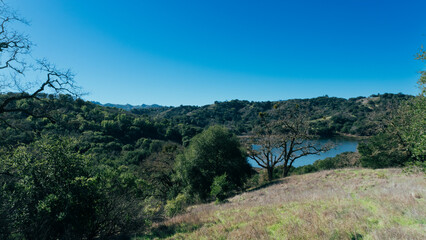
[140,222,203,239]
[245,179,286,193]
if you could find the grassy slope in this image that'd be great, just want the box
[141,168,425,240]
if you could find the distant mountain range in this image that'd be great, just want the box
[91,101,163,111]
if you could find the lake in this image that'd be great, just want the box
[248,138,359,168]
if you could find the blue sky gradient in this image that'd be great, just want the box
[9,0,426,106]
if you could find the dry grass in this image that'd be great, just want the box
[138,168,426,240]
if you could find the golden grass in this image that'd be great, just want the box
[139,168,426,240]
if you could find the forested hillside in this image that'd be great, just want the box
[2,93,412,149]
[133,93,411,137]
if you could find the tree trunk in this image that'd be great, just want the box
[282,165,290,178]
[267,167,274,181]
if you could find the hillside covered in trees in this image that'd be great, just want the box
[2,92,413,149]
[132,93,411,138]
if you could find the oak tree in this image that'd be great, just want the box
[247,104,333,181]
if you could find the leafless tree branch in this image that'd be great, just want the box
[0,2,81,122]
[246,104,334,181]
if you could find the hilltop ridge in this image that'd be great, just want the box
[91,101,164,110]
[130,93,412,137]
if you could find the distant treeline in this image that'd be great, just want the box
[131,93,412,137]
[0,92,412,168]
[2,93,411,147]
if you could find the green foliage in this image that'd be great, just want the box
[1,137,95,239]
[131,95,411,138]
[243,172,261,189]
[210,173,235,202]
[359,132,409,169]
[359,96,425,169]
[415,46,426,96]
[403,161,426,174]
[290,152,361,175]
[175,126,252,201]
[0,90,418,236]
[396,97,426,161]
[0,136,147,239]
[164,193,189,217]
[139,143,182,200]
[358,52,425,169]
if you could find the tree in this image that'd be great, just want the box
[247,104,333,181]
[0,136,98,239]
[140,143,182,200]
[0,1,80,125]
[386,48,426,162]
[407,46,426,160]
[416,46,426,96]
[210,173,234,202]
[0,136,147,239]
[358,131,410,168]
[359,47,426,167]
[358,96,425,168]
[174,125,252,201]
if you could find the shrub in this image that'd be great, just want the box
[0,136,147,239]
[290,152,360,175]
[404,161,426,174]
[165,193,189,217]
[359,132,410,168]
[244,171,260,189]
[210,174,234,202]
[174,126,252,201]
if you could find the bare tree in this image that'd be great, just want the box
[0,1,80,124]
[247,104,333,181]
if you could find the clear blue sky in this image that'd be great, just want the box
[9,0,426,106]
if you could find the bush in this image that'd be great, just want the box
[210,174,234,202]
[174,126,252,201]
[404,161,426,174]
[290,152,361,175]
[244,172,260,189]
[0,136,147,239]
[359,132,410,168]
[1,137,99,240]
[358,95,425,168]
[165,193,189,217]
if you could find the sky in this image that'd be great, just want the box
[8,0,426,106]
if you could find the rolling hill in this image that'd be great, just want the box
[144,168,425,240]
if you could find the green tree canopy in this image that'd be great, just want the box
[0,136,147,239]
[359,47,426,167]
[175,125,252,201]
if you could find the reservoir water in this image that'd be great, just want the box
[248,138,359,168]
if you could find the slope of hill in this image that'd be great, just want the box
[144,168,425,240]
[131,93,413,137]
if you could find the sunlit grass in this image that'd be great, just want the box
[137,168,425,240]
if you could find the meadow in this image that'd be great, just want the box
[143,168,425,240]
